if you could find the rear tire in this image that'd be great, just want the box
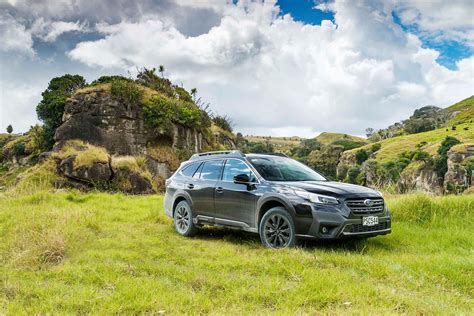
[259,207,296,249]
[173,200,198,237]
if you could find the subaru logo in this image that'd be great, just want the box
[364,199,374,207]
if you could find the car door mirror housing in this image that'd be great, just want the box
[233,173,250,184]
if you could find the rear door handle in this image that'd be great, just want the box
[215,186,224,193]
[187,183,194,189]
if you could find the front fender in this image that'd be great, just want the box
[255,193,297,225]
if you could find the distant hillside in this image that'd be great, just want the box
[447,95,474,125]
[315,132,367,145]
[338,96,473,194]
[242,135,302,154]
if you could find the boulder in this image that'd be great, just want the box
[58,155,112,184]
[113,168,154,194]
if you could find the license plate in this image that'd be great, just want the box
[362,216,379,226]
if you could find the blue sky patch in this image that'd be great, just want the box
[392,12,472,70]
[277,0,334,25]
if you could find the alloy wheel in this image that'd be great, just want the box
[175,205,190,234]
[263,214,292,248]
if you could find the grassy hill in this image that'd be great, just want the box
[447,95,474,125]
[344,96,473,163]
[0,191,472,314]
[315,132,367,145]
[346,122,474,164]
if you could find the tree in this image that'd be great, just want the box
[365,127,375,138]
[158,65,165,78]
[434,136,461,178]
[6,125,13,134]
[36,74,86,150]
[355,148,369,164]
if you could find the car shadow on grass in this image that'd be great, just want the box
[191,226,395,253]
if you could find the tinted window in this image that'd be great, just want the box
[199,160,223,180]
[222,159,256,182]
[180,162,201,178]
[248,156,326,181]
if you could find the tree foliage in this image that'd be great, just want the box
[36,74,86,150]
[6,125,13,134]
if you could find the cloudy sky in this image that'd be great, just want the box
[0,0,473,137]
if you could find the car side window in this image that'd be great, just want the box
[222,159,257,182]
[179,162,201,178]
[199,160,223,180]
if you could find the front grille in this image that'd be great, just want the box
[346,198,384,214]
[344,221,390,233]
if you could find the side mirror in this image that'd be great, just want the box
[233,173,250,184]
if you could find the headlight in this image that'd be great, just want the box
[296,191,339,205]
[276,187,339,205]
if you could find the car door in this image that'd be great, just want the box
[188,159,223,218]
[214,159,259,226]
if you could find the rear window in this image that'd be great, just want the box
[199,160,223,180]
[179,162,201,178]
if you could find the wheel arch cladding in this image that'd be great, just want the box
[257,197,295,225]
[172,195,190,216]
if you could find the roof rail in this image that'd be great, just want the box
[189,150,245,160]
[267,152,288,157]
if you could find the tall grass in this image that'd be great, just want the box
[0,191,472,314]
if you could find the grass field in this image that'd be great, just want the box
[0,191,473,314]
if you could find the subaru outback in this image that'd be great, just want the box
[164,151,391,248]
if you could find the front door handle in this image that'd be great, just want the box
[215,186,224,193]
[187,183,194,189]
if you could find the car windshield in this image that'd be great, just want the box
[248,156,326,182]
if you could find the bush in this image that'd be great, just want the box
[12,142,25,157]
[345,166,361,184]
[434,136,461,178]
[413,150,431,163]
[142,95,176,128]
[371,143,381,152]
[355,149,369,164]
[331,139,366,151]
[90,75,131,85]
[110,79,143,106]
[212,115,233,133]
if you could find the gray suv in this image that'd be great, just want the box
[164,151,391,248]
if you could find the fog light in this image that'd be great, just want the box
[321,226,328,234]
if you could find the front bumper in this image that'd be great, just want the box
[296,206,391,239]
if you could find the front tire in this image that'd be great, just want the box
[259,207,296,249]
[173,200,198,237]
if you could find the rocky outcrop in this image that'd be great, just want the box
[54,88,205,156]
[398,161,443,194]
[444,144,474,192]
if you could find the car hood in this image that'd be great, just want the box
[278,181,381,198]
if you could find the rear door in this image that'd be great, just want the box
[189,159,223,218]
[214,159,258,226]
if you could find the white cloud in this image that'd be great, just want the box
[0,80,41,133]
[393,0,474,47]
[0,12,34,55]
[31,19,85,42]
[67,0,473,136]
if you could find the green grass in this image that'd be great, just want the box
[0,191,472,314]
[315,132,367,145]
[447,95,473,125]
[345,122,474,163]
